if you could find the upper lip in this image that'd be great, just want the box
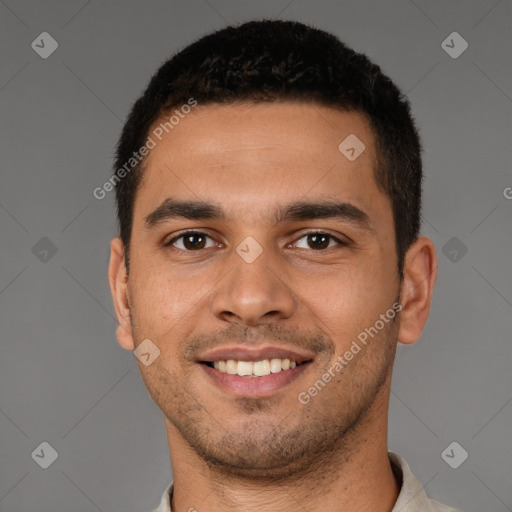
[197,345,315,364]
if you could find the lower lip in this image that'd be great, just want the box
[200,362,312,397]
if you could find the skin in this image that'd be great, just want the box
[109,102,437,512]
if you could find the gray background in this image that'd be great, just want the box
[0,1,511,511]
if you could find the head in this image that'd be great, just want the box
[109,20,436,479]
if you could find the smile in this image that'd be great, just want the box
[205,358,300,377]
[200,359,313,397]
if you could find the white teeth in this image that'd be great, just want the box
[237,361,253,376]
[226,359,237,374]
[270,358,282,373]
[253,360,271,376]
[211,358,300,376]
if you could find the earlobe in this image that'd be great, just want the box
[397,237,437,345]
[108,237,135,351]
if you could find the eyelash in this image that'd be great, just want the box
[164,230,349,252]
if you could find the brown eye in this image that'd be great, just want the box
[166,231,215,251]
[307,233,329,249]
[293,231,348,250]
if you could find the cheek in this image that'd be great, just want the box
[129,265,196,336]
[300,259,391,338]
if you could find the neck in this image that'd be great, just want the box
[166,387,399,512]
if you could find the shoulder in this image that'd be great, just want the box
[389,452,462,512]
[149,481,173,512]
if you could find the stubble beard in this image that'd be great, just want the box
[150,320,399,482]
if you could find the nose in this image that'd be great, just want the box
[210,246,297,327]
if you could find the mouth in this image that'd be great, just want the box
[201,358,310,377]
[197,347,314,397]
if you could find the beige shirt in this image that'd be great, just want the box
[151,452,462,512]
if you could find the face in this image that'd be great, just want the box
[111,102,408,479]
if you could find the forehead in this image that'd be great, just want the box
[134,102,389,226]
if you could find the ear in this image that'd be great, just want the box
[397,236,437,345]
[108,237,135,351]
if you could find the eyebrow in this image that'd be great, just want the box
[144,198,374,232]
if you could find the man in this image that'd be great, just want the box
[108,20,460,512]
